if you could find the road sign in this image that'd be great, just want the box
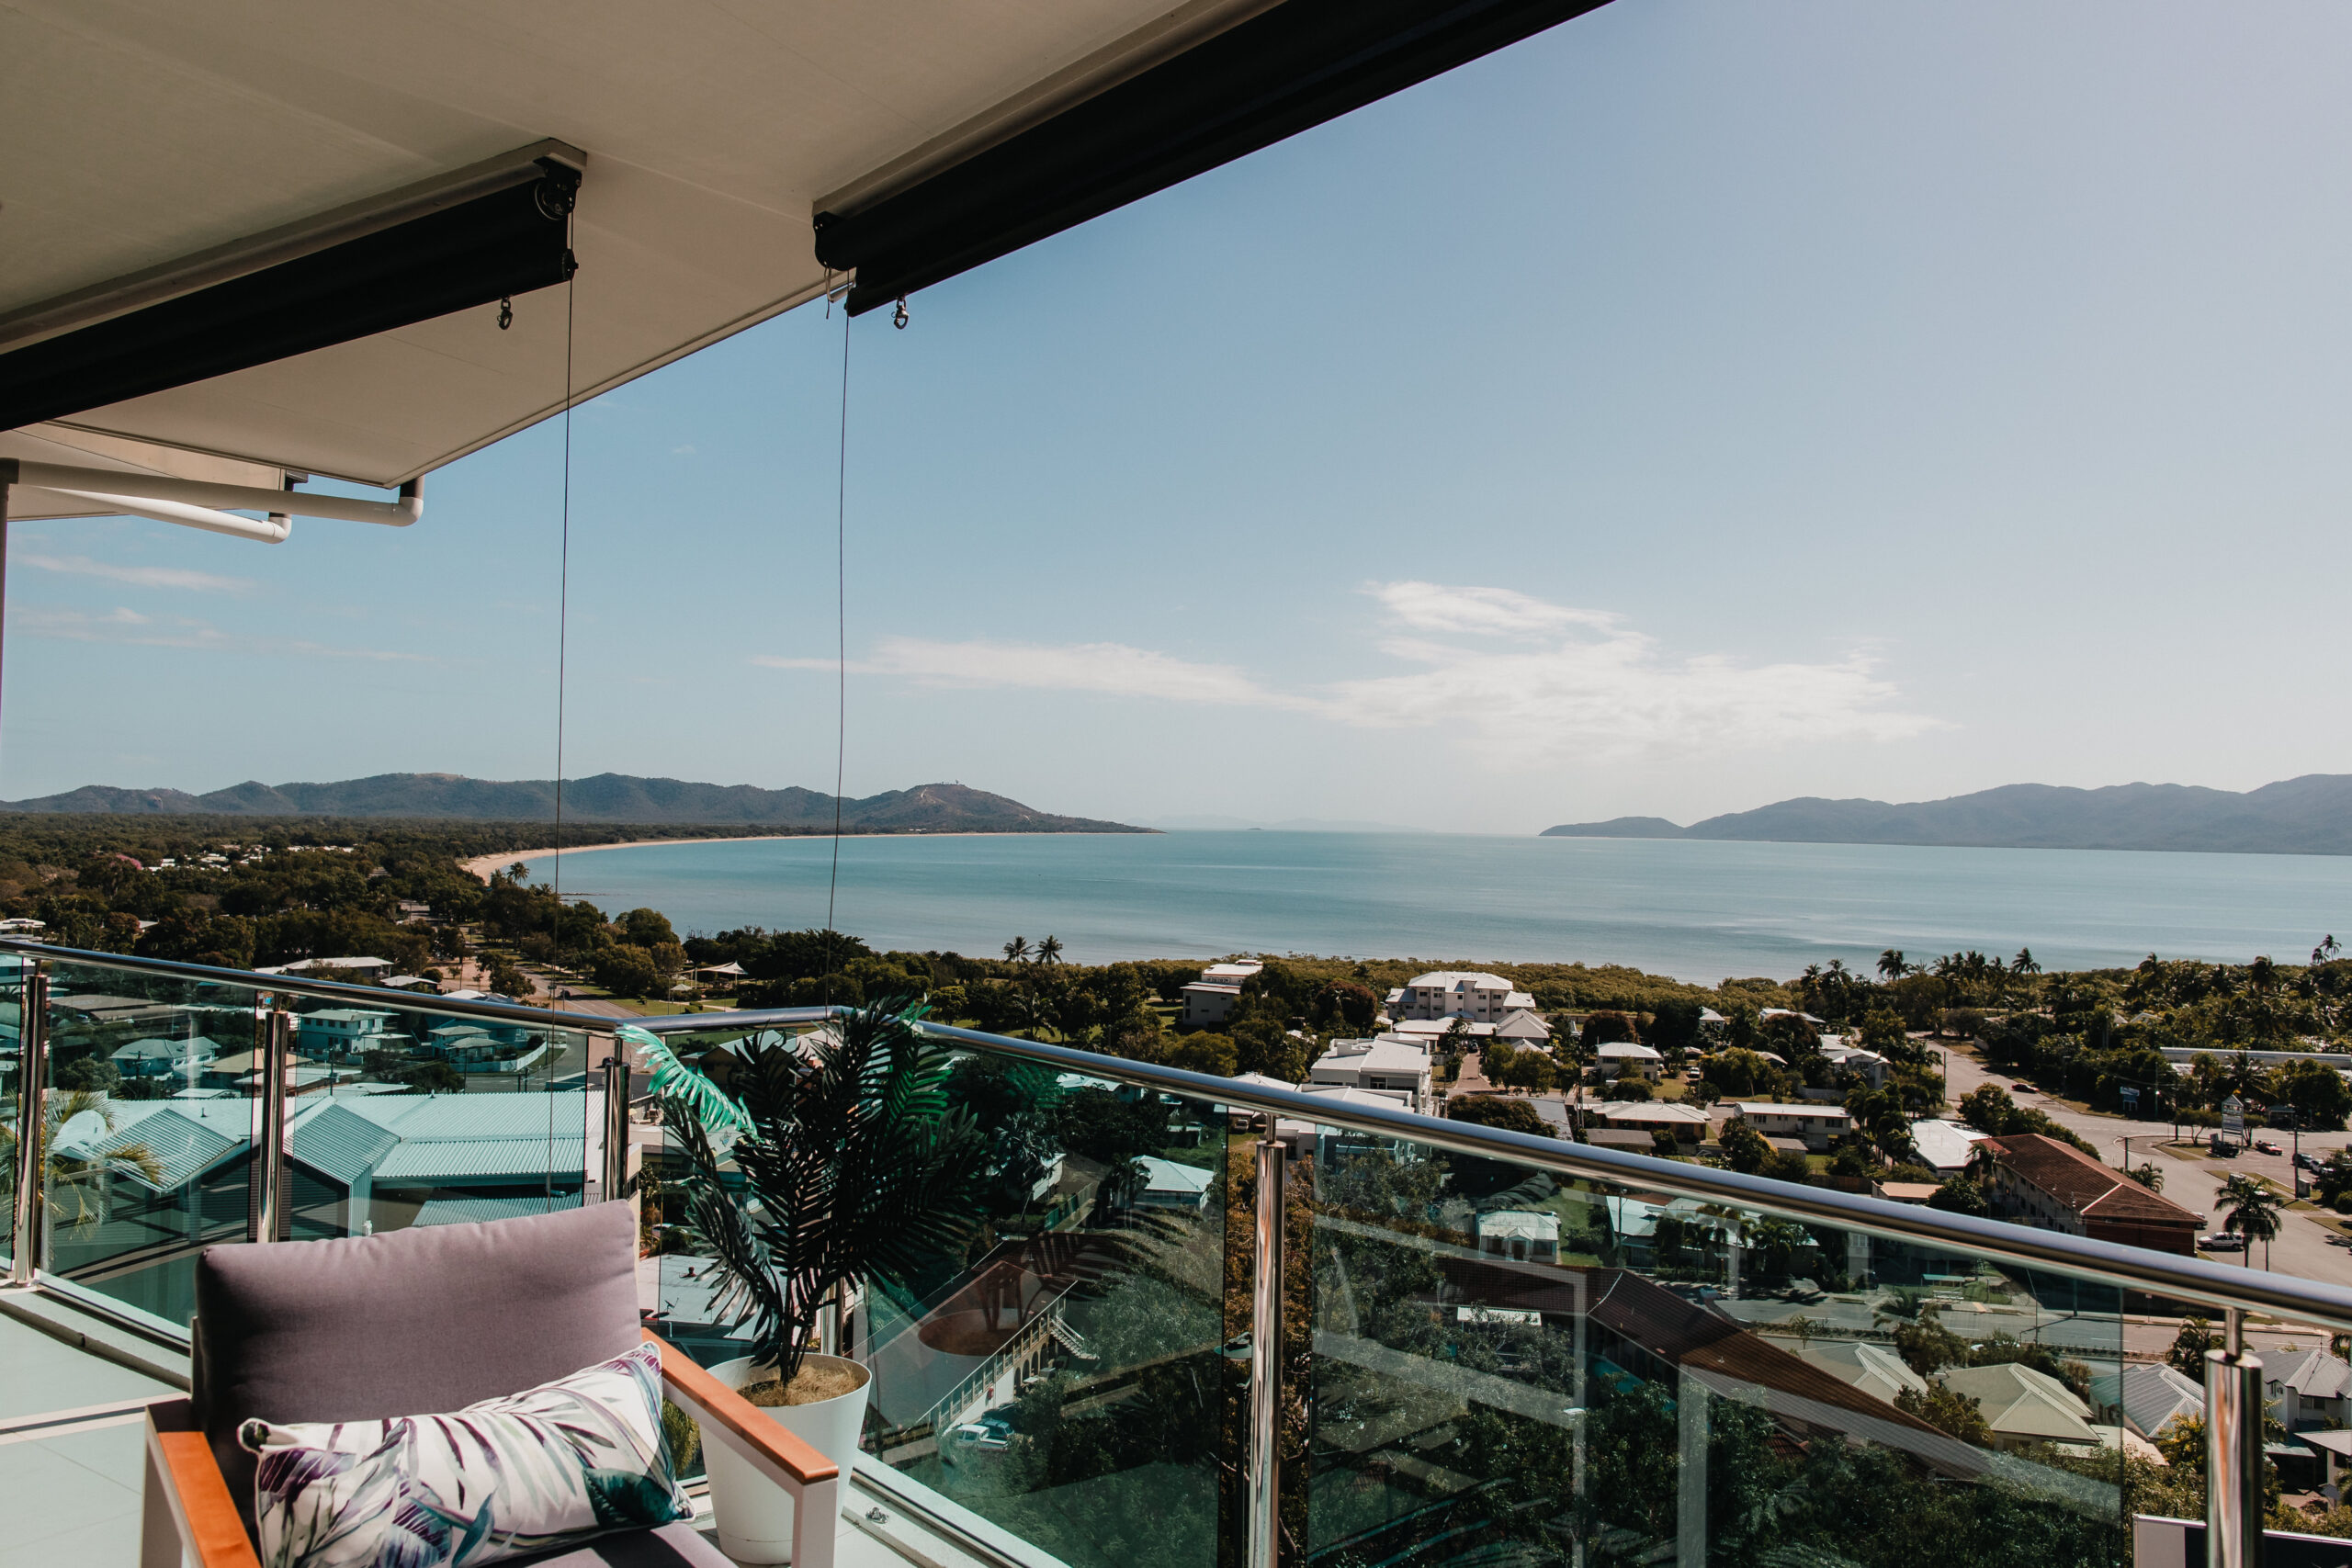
[2120,1086,2141,1110]
[2223,1096,2245,1139]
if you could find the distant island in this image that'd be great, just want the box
[1543,773,2352,856]
[0,773,1150,834]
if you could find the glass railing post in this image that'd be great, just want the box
[1249,1116,1284,1568]
[7,963,47,1284]
[600,1050,629,1202]
[2207,1309,2266,1568]
[252,1005,291,1245]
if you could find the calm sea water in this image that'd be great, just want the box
[515,832,2352,984]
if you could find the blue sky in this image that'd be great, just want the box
[13,1,2352,835]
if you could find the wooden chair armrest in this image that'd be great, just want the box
[643,1328,839,1486]
[142,1400,262,1568]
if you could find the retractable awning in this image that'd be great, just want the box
[2,0,1610,492]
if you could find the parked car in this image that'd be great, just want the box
[2013,1082,2039,1095]
[2256,1140,2284,1156]
[953,1424,1009,1451]
[2297,1152,2318,1171]
[2198,1234,2247,1252]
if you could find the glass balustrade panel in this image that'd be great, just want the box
[641,1021,1234,1568]
[1294,1116,2139,1568]
[0,949,29,1275]
[273,988,592,1244]
[28,958,267,1329]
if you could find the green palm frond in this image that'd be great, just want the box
[622,1024,750,1135]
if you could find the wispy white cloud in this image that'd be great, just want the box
[759,638,1290,707]
[754,583,1941,760]
[18,605,433,662]
[1368,581,1617,637]
[18,553,254,593]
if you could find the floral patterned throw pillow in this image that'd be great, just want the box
[238,1340,691,1568]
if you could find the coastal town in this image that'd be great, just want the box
[10,826,2352,1544]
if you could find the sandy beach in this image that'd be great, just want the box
[458,835,794,882]
[459,830,1103,882]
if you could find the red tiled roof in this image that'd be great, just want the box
[1985,1134,2199,1226]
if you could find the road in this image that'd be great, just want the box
[1939,1044,2352,1296]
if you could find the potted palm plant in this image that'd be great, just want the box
[631,1001,984,1563]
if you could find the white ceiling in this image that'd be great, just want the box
[1,0,1261,487]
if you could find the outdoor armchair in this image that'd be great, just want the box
[139,1201,840,1568]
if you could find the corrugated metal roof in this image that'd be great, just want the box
[88,1107,243,1190]
[412,1194,578,1227]
[373,1137,583,1183]
[289,1103,401,1187]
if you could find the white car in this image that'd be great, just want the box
[952,1424,1009,1451]
[2198,1234,2247,1252]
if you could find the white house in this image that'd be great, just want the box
[1910,1119,1990,1175]
[1476,1210,1560,1264]
[110,1035,222,1078]
[1388,1017,1495,1043]
[1494,1010,1553,1043]
[1181,961,1262,1028]
[2270,1349,2352,1430]
[296,1009,395,1058]
[1596,1042,1664,1081]
[1135,1156,1214,1212]
[1589,1101,1710,1142]
[1818,1037,1889,1088]
[1732,1101,1853,1151]
[1394,972,1532,1023]
[1307,1037,1432,1111]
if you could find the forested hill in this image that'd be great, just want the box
[0,774,1149,833]
[1543,774,2352,855]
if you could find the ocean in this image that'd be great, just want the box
[514,831,2352,983]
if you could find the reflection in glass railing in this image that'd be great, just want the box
[1295,1119,2130,1568]
[15,957,590,1330]
[644,1025,1233,1568]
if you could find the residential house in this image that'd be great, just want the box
[1589,1101,1710,1140]
[1493,1010,1553,1043]
[1307,1037,1432,1111]
[1800,1341,1928,1405]
[1181,961,1262,1028]
[1936,1362,2098,1450]
[1817,1038,1888,1089]
[1597,1042,1663,1081]
[1910,1119,1991,1176]
[2269,1349,2352,1431]
[1394,972,1534,1023]
[2090,1363,2205,1441]
[1732,1102,1853,1152]
[1388,1017,1495,1043]
[295,1008,396,1059]
[1979,1134,2201,1256]
[1476,1211,1560,1264]
[109,1035,222,1079]
[1135,1156,1213,1212]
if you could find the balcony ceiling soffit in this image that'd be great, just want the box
[0,0,1251,488]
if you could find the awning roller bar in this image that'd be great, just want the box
[0,460,418,528]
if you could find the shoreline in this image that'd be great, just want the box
[459,831,1134,882]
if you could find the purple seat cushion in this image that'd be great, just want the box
[193,1201,641,1540]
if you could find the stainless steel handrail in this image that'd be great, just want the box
[13,939,2348,1331]
[0,938,621,1036]
[903,1021,2352,1330]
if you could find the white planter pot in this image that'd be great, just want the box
[699,1354,872,1565]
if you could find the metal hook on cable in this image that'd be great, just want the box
[892,297,910,330]
[498,297,514,331]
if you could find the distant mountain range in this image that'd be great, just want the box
[1543,775,2352,855]
[0,774,1149,833]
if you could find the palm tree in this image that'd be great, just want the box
[1035,935,1063,965]
[2218,1172,2283,1269]
[1001,936,1031,965]
[2313,935,2341,966]
[1878,950,1909,982]
[0,1090,164,1267]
